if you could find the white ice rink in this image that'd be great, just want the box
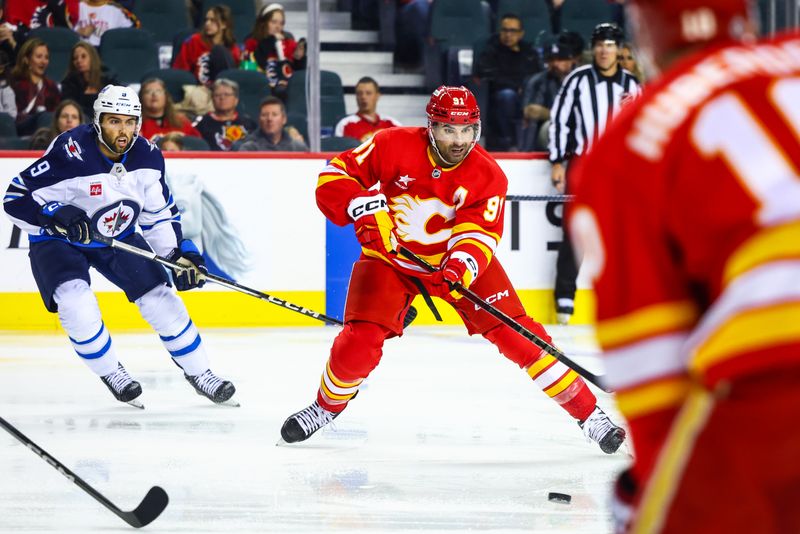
[0,325,628,533]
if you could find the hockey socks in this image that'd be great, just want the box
[54,280,120,377]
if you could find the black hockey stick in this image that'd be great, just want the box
[93,234,344,326]
[398,247,611,393]
[0,417,168,528]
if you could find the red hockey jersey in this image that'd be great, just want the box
[570,33,800,439]
[317,127,507,280]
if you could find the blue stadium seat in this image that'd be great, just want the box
[100,28,160,85]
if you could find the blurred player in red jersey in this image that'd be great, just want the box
[568,1,800,532]
[280,85,626,454]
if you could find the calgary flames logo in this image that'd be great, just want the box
[390,194,455,245]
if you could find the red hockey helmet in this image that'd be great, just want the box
[426,86,481,165]
[628,0,756,69]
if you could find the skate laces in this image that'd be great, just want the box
[294,402,337,435]
[104,365,134,393]
[581,408,616,443]
[191,370,224,395]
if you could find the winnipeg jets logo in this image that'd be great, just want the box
[63,137,83,161]
[92,200,140,238]
[395,174,415,190]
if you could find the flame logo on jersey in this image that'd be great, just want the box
[390,194,455,245]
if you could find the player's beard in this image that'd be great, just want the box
[103,130,133,154]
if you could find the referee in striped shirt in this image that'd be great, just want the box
[547,22,642,324]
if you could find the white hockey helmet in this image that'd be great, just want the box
[93,84,142,154]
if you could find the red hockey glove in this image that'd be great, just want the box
[348,190,397,257]
[611,468,638,534]
[430,254,478,300]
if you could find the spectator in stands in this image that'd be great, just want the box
[520,31,582,151]
[475,13,541,151]
[11,37,60,136]
[60,41,117,120]
[6,0,76,29]
[619,42,645,83]
[0,5,17,119]
[238,96,307,151]
[192,78,256,151]
[28,98,83,149]
[158,131,185,151]
[394,0,430,71]
[73,0,139,47]
[0,4,23,69]
[139,78,201,142]
[334,77,400,142]
[243,3,306,102]
[173,5,240,86]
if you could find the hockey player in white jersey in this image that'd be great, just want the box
[3,85,236,407]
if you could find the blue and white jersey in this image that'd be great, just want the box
[3,124,182,256]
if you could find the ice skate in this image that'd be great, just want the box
[184,369,238,406]
[101,363,144,409]
[279,401,340,444]
[579,405,626,454]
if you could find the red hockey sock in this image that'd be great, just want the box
[484,315,596,420]
[317,321,391,412]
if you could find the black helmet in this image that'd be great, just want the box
[591,23,623,46]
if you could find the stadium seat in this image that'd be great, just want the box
[0,113,17,137]
[35,112,54,130]
[100,28,160,85]
[28,27,80,81]
[0,137,31,150]
[136,0,191,43]
[424,0,490,90]
[320,136,361,152]
[201,0,257,43]
[171,28,196,66]
[215,69,271,118]
[286,70,346,132]
[140,69,198,104]
[180,135,211,151]
[286,111,308,145]
[559,0,613,43]
[497,0,554,42]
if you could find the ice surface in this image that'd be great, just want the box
[0,326,627,533]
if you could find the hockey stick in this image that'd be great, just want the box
[93,234,343,326]
[397,247,611,393]
[0,417,168,528]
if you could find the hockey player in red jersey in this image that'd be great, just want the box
[280,85,626,454]
[569,1,800,532]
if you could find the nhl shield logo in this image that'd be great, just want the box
[431,168,441,179]
[92,200,140,238]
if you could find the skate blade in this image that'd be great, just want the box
[275,437,290,446]
[217,398,240,407]
[126,399,145,409]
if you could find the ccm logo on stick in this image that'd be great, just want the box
[475,290,509,311]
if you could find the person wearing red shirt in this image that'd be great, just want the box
[569,1,800,532]
[138,78,200,142]
[172,5,240,85]
[333,76,400,142]
[279,85,626,455]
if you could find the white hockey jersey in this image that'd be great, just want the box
[3,124,182,257]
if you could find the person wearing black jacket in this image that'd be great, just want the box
[60,41,118,121]
[475,13,541,151]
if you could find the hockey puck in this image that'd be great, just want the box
[548,492,572,504]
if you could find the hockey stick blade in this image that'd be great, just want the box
[0,417,169,528]
[397,247,611,393]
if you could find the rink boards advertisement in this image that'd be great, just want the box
[0,152,593,330]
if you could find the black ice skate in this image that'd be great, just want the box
[279,401,341,444]
[579,405,626,454]
[101,363,144,409]
[184,370,238,406]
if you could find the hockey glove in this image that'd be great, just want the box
[348,190,397,257]
[167,239,207,291]
[38,202,92,244]
[611,468,638,534]
[430,254,478,300]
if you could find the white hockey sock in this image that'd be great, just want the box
[136,284,210,376]
[54,280,119,377]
